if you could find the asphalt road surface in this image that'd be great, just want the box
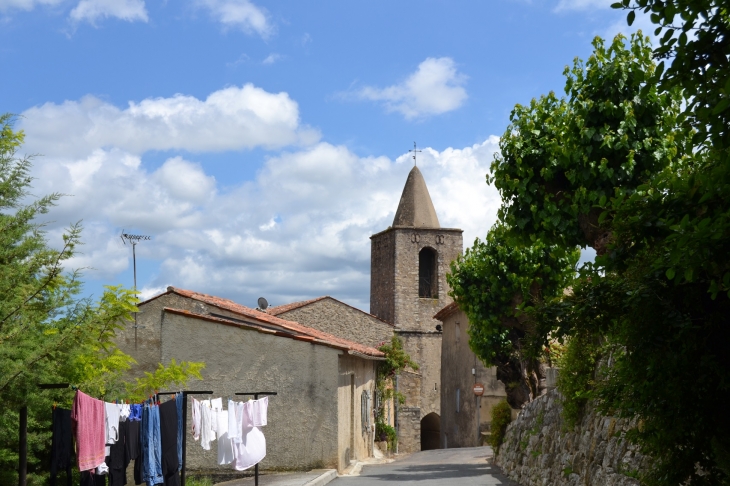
[331,447,520,486]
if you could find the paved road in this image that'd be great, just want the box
[331,447,520,486]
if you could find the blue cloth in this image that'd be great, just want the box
[130,404,143,421]
[142,404,164,486]
[175,393,183,471]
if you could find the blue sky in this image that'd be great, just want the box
[1,0,645,310]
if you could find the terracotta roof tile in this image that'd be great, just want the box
[155,287,384,357]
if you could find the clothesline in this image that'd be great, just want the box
[39,387,275,486]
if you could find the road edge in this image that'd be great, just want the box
[304,469,338,486]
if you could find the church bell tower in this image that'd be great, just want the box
[370,164,463,452]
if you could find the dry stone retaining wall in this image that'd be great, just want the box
[496,389,648,486]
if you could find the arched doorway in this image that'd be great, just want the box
[421,412,441,450]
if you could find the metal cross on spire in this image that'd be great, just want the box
[409,141,422,166]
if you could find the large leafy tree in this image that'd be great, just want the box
[483,28,729,485]
[448,225,578,408]
[0,114,204,485]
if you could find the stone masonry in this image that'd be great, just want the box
[268,296,393,349]
[496,389,648,486]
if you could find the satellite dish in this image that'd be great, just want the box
[257,297,269,310]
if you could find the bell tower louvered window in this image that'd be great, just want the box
[419,247,438,298]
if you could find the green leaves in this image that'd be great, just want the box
[492,33,681,252]
[448,224,579,367]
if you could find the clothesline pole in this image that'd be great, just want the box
[18,405,27,486]
[234,392,277,486]
[158,390,212,486]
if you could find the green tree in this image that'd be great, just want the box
[492,33,683,254]
[448,224,578,408]
[0,114,204,485]
[486,30,730,485]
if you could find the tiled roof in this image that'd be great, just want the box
[433,301,460,321]
[267,296,394,327]
[147,287,384,357]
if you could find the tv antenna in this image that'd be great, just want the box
[121,231,152,351]
[409,142,422,166]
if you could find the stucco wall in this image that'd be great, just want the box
[160,311,341,473]
[440,309,506,448]
[277,298,393,349]
[496,389,647,486]
[336,354,376,471]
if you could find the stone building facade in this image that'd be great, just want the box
[115,287,383,474]
[436,304,507,449]
[267,296,394,349]
[369,165,463,452]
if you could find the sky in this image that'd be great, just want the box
[0,0,650,311]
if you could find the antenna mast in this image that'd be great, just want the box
[409,141,422,166]
[121,231,151,351]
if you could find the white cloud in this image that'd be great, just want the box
[262,53,282,65]
[555,0,611,11]
[0,0,63,11]
[69,0,148,23]
[197,0,272,38]
[25,114,500,309]
[19,84,320,158]
[354,57,468,120]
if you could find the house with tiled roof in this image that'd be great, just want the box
[115,286,383,474]
[266,295,394,349]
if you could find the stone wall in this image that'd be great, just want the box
[395,330,442,452]
[496,389,648,486]
[370,229,396,324]
[276,297,394,349]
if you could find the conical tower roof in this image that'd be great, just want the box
[392,166,440,228]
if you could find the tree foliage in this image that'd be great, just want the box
[448,225,578,407]
[0,114,204,485]
[457,22,729,484]
[492,34,683,253]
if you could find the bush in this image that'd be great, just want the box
[376,422,398,450]
[489,399,512,452]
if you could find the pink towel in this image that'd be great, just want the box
[71,390,106,471]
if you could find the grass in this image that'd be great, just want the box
[185,477,214,486]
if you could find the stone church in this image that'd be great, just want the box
[370,165,463,452]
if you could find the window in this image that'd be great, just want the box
[455,323,461,343]
[456,388,460,413]
[361,390,371,432]
[419,247,438,298]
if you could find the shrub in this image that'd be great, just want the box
[376,422,397,450]
[489,399,513,452]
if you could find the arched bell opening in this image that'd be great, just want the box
[419,247,438,298]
